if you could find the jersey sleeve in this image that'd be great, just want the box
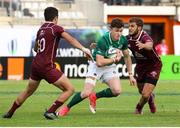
[96,37,106,56]
[121,36,128,50]
[53,25,65,37]
[142,34,153,44]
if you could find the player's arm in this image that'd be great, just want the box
[96,54,115,67]
[122,49,136,86]
[122,49,133,75]
[95,40,120,67]
[136,41,153,50]
[61,32,92,59]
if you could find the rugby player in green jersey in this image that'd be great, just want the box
[57,18,136,116]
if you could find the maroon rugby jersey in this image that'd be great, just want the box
[33,22,64,70]
[126,31,161,64]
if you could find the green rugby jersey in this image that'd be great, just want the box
[92,31,128,61]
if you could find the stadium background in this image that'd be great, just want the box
[0,0,179,81]
[0,0,180,126]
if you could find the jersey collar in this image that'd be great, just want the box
[108,32,121,44]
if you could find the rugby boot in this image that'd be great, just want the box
[135,103,143,115]
[44,110,57,120]
[89,92,97,114]
[148,93,156,113]
[2,112,13,119]
[57,106,70,116]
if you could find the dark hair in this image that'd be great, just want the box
[44,7,58,21]
[110,18,124,28]
[129,17,144,27]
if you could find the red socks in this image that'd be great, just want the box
[47,100,63,113]
[8,101,21,115]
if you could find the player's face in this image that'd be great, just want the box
[110,27,123,41]
[128,22,138,36]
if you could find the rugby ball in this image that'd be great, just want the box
[107,48,117,58]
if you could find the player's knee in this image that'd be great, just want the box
[112,89,121,96]
[81,91,91,98]
[85,78,96,86]
[66,86,75,95]
[141,92,150,100]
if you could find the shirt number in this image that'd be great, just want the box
[37,38,45,53]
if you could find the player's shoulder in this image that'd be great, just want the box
[141,31,153,41]
[52,24,64,30]
[141,31,151,38]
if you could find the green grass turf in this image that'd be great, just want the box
[0,79,180,127]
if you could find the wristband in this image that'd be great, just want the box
[82,47,89,52]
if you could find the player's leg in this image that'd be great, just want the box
[148,93,156,113]
[135,62,162,114]
[96,77,121,98]
[57,76,96,116]
[136,82,144,94]
[89,77,121,114]
[44,74,74,119]
[89,66,120,113]
[3,78,40,118]
[135,82,144,114]
[58,61,97,115]
[92,65,121,98]
[135,83,155,114]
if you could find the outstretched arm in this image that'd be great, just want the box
[136,41,153,50]
[61,32,92,60]
[122,49,136,86]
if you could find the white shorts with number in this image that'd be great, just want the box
[86,61,119,84]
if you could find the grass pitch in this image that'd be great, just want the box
[0,79,180,127]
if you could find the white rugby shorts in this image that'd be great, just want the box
[86,61,119,83]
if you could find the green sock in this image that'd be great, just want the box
[96,88,115,98]
[67,92,84,108]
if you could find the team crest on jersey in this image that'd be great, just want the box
[150,71,157,77]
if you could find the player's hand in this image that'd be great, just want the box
[136,41,145,50]
[90,43,96,49]
[114,49,122,63]
[129,75,137,86]
[82,47,94,61]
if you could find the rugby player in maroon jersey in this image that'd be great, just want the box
[126,17,162,114]
[3,7,92,120]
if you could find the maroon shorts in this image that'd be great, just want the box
[135,62,162,85]
[30,62,63,84]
